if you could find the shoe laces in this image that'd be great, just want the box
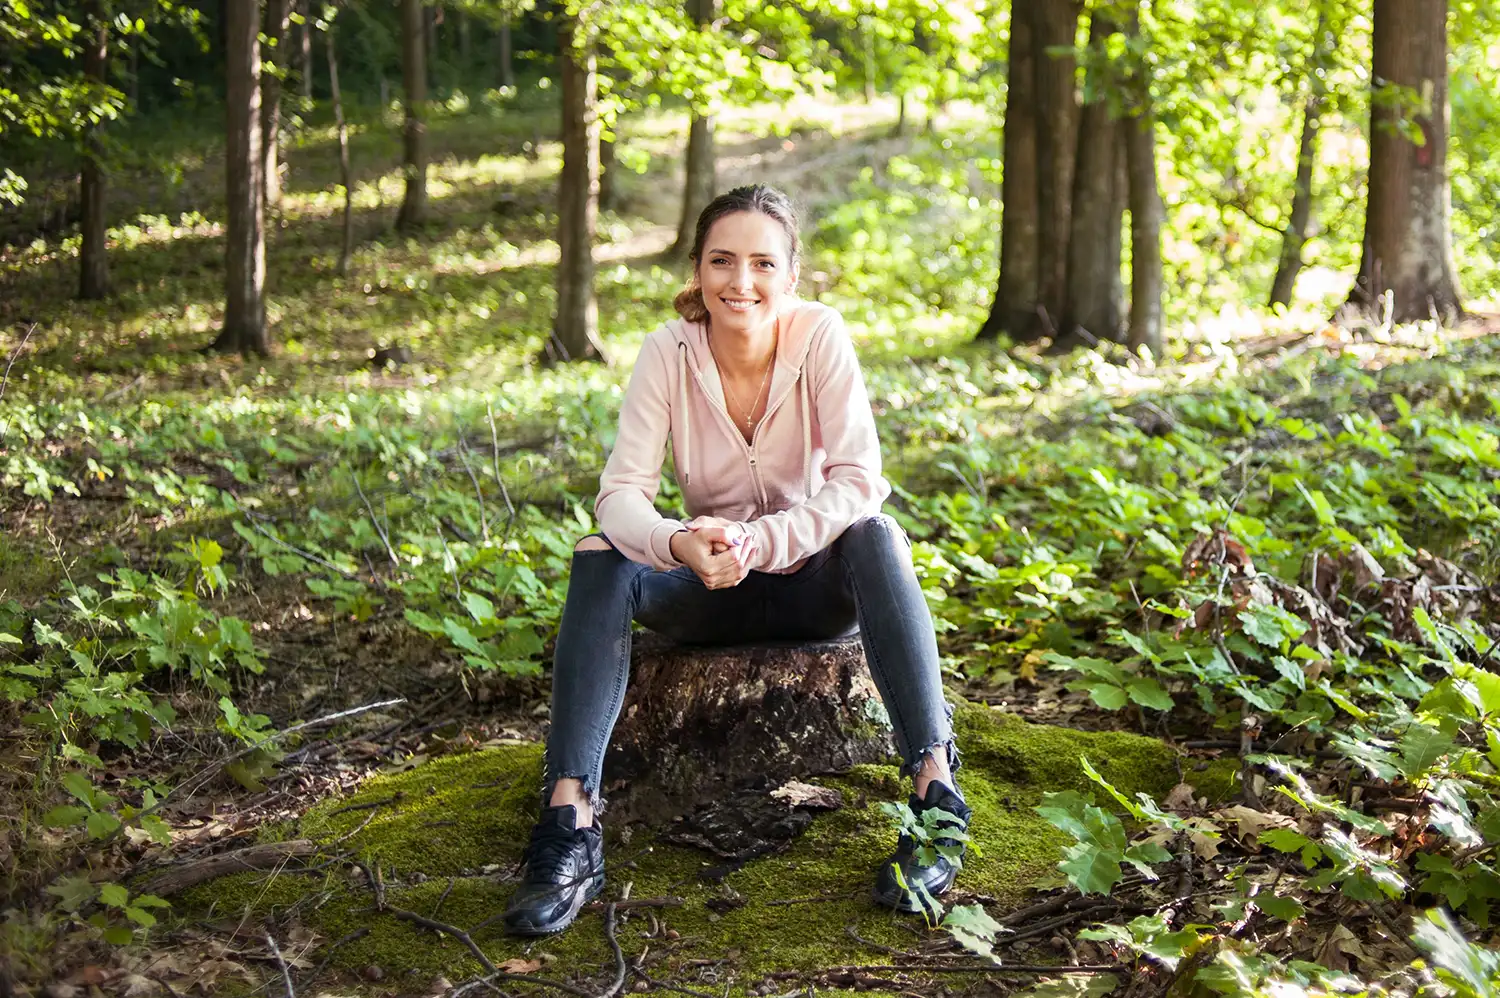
[521,824,587,883]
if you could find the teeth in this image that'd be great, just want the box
[723,298,759,311]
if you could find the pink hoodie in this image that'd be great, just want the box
[596,301,890,574]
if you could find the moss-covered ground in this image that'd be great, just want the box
[180,701,1234,994]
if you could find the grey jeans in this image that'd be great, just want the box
[543,513,959,812]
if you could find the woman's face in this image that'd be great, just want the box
[695,210,798,336]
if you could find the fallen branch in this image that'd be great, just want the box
[325,793,404,818]
[0,321,37,401]
[141,840,318,896]
[298,927,369,989]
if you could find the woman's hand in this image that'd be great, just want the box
[671,518,757,589]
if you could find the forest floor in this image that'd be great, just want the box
[2,92,1499,998]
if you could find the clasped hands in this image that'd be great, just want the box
[668,516,758,590]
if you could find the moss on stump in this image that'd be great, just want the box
[182,702,1212,992]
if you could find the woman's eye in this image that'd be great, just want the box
[758,261,775,269]
[711,257,729,265]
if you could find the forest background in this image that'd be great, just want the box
[2,0,1500,996]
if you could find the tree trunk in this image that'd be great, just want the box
[671,0,719,257]
[598,130,619,212]
[297,0,313,100]
[498,13,515,89]
[1058,12,1121,348]
[603,636,894,824]
[263,0,291,206]
[978,1,1038,341]
[212,0,268,356]
[1125,110,1162,359]
[547,17,605,364]
[1108,130,1127,338]
[458,9,470,63]
[79,10,109,301]
[1346,0,1462,323]
[397,0,428,233]
[1269,95,1321,308]
[1032,0,1081,335]
[327,19,353,275]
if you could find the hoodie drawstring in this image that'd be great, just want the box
[677,341,691,486]
[799,368,812,497]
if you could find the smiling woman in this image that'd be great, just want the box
[501,183,971,938]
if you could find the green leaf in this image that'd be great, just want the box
[0,632,22,644]
[1087,683,1129,710]
[123,905,157,928]
[462,591,497,623]
[85,811,121,839]
[1059,843,1125,896]
[45,874,98,911]
[1125,677,1174,711]
[138,814,172,846]
[1295,480,1336,527]
[98,882,129,907]
[1238,604,1308,647]
[942,903,1004,964]
[1254,893,1305,922]
[101,924,134,945]
[61,770,96,805]
[43,805,90,828]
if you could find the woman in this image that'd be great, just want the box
[503,185,968,936]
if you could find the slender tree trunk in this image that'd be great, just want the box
[671,0,719,257]
[978,1,1038,341]
[263,0,291,206]
[79,10,110,300]
[212,0,268,356]
[892,92,908,137]
[1125,110,1162,358]
[1269,95,1321,308]
[297,0,314,100]
[1108,129,1127,338]
[397,0,428,232]
[458,9,470,63]
[1346,0,1462,323]
[498,13,515,89]
[1058,12,1120,348]
[327,19,353,275]
[598,130,619,212]
[862,15,876,103]
[1032,0,1082,335]
[547,17,605,364]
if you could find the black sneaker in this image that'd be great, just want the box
[502,804,606,936]
[872,780,972,915]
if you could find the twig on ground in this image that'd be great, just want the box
[1362,901,1422,959]
[352,472,400,567]
[432,877,457,921]
[0,321,37,401]
[628,970,719,998]
[487,402,521,547]
[388,905,497,973]
[600,902,628,998]
[455,434,491,543]
[177,698,406,801]
[240,513,366,582]
[448,971,595,998]
[264,931,297,998]
[326,793,404,818]
[844,924,909,957]
[300,927,369,989]
[141,840,319,897]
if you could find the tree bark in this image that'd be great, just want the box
[598,130,619,212]
[978,1,1039,341]
[212,0,268,356]
[397,0,428,233]
[1125,109,1162,359]
[498,13,515,89]
[263,0,291,206]
[1346,0,1462,323]
[1032,0,1082,335]
[297,0,313,100]
[547,17,605,364]
[603,636,894,824]
[79,10,110,301]
[1269,95,1321,308]
[1058,12,1121,348]
[327,19,353,275]
[1108,130,1127,338]
[671,0,719,257]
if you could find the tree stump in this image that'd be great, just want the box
[602,634,896,825]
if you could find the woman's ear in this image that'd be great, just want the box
[787,261,801,294]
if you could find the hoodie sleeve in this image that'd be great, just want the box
[595,334,688,571]
[744,315,890,572]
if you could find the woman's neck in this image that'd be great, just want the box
[708,316,779,380]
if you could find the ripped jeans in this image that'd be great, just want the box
[542,513,960,813]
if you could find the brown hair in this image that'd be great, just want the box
[673,184,801,323]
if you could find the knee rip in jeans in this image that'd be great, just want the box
[542,774,607,815]
[574,535,612,553]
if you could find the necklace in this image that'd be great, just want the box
[710,324,777,434]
